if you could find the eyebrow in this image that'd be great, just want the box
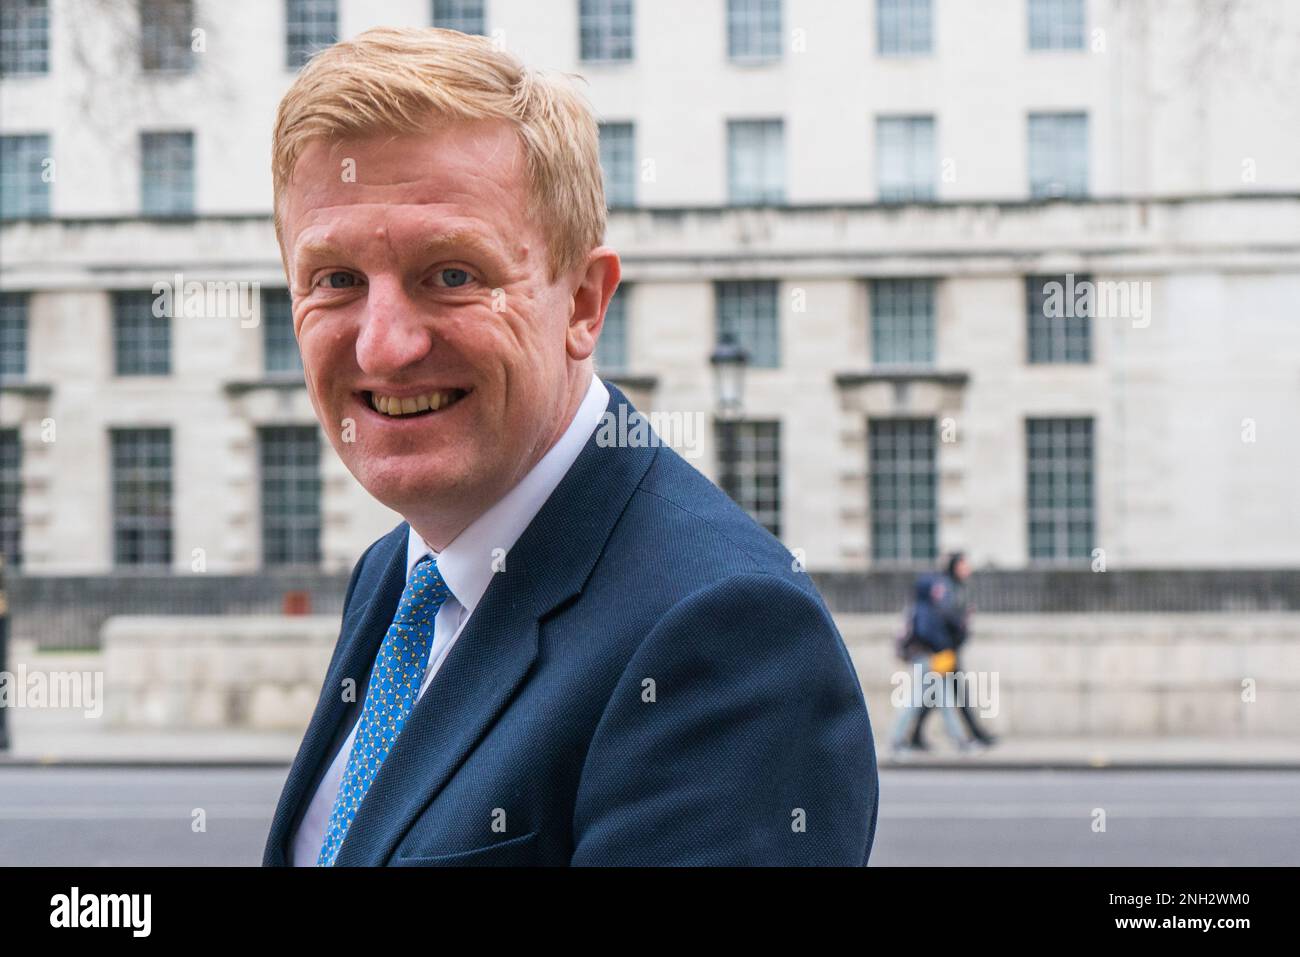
[292,227,513,276]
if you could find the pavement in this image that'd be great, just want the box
[2,705,1300,768]
[5,765,1297,865]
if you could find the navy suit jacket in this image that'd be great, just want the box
[263,383,878,866]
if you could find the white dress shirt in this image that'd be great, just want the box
[291,374,610,865]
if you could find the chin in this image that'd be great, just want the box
[349,455,473,513]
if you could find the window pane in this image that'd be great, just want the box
[876,115,935,202]
[598,121,636,207]
[0,429,21,568]
[1026,417,1094,561]
[595,283,629,372]
[727,119,784,205]
[877,0,931,55]
[871,278,935,365]
[259,426,321,566]
[869,418,937,562]
[0,0,49,76]
[1029,0,1085,50]
[728,0,781,60]
[580,0,633,61]
[141,0,195,73]
[141,131,195,216]
[113,290,171,376]
[1028,112,1088,198]
[717,420,782,537]
[716,280,779,368]
[262,288,302,374]
[286,0,337,68]
[433,0,486,35]
[0,134,51,219]
[112,429,173,567]
[0,292,28,378]
[1026,274,1091,363]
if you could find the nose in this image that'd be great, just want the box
[354,276,434,377]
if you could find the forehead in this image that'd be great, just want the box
[281,118,535,256]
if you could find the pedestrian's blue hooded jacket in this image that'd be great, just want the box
[911,574,954,653]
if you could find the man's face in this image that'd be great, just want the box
[279,120,593,538]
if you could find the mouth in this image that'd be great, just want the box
[361,387,471,419]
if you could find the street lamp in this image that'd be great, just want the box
[709,335,749,502]
[710,334,749,420]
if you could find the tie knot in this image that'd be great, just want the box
[399,556,453,622]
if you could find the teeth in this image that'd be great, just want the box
[369,389,462,417]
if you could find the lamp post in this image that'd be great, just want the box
[709,335,749,502]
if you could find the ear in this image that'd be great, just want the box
[566,246,622,361]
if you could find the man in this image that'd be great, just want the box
[889,573,971,755]
[262,27,877,867]
[909,552,997,750]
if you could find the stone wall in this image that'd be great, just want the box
[100,616,335,731]
[843,613,1300,739]
[73,610,1300,736]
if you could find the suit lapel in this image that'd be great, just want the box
[298,382,658,866]
[262,528,408,865]
[332,574,540,866]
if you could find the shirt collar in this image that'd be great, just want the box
[404,374,611,612]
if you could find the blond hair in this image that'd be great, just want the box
[272,27,606,280]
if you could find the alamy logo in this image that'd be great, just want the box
[152,273,259,327]
[0,666,103,718]
[50,887,151,937]
[594,405,705,459]
[1041,274,1151,328]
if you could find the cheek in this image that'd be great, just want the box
[298,317,354,384]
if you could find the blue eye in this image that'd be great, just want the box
[323,272,360,289]
[439,268,471,288]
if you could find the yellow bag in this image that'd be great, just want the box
[929,649,957,674]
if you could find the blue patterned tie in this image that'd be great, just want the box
[317,555,451,866]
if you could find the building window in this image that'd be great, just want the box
[0,429,20,570]
[727,118,784,205]
[0,0,49,76]
[716,280,779,369]
[718,420,782,537]
[869,418,937,563]
[1029,0,1085,50]
[728,0,781,61]
[111,428,173,568]
[871,279,935,366]
[262,289,302,374]
[113,291,171,376]
[0,292,28,379]
[259,426,322,567]
[0,134,51,219]
[433,0,486,34]
[140,131,194,216]
[1028,112,1088,198]
[595,284,629,373]
[598,122,636,208]
[1027,417,1094,562]
[877,0,931,55]
[141,0,194,73]
[876,115,935,202]
[580,0,633,62]
[285,0,337,68]
[1026,274,1090,363]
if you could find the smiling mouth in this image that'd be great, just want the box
[364,388,470,418]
